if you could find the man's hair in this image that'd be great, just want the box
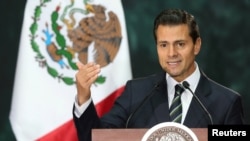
[153,8,200,43]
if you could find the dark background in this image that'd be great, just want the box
[1,0,250,140]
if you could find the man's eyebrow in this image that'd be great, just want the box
[175,40,186,42]
[158,40,185,44]
[158,41,169,44]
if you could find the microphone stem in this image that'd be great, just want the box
[186,87,213,125]
[182,81,213,125]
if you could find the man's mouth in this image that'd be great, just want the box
[167,60,181,65]
[167,60,181,68]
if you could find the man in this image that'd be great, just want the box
[73,8,244,141]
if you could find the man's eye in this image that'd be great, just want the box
[160,44,167,48]
[177,42,185,47]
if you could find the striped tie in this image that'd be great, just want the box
[169,84,184,123]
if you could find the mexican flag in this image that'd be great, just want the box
[9,0,132,140]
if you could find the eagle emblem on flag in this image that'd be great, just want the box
[30,0,122,85]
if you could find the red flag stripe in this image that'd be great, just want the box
[95,86,125,117]
[36,86,125,141]
[36,120,78,141]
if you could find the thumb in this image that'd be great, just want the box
[76,62,84,69]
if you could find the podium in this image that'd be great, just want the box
[92,128,208,141]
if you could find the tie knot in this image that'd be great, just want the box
[175,84,184,96]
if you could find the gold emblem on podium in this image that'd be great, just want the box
[141,122,198,141]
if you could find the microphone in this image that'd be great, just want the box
[182,81,213,125]
[125,82,160,128]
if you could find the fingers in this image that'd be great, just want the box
[75,62,101,105]
[84,63,100,85]
[76,62,100,85]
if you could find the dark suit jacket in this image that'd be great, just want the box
[73,70,244,141]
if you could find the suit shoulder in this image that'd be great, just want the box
[126,71,165,87]
[207,77,241,98]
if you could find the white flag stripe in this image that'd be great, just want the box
[9,0,132,140]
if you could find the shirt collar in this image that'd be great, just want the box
[166,62,201,93]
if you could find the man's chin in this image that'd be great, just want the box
[167,71,183,81]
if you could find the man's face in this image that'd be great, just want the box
[156,24,201,82]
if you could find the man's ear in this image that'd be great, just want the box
[194,37,201,55]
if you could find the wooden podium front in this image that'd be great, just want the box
[92,128,208,141]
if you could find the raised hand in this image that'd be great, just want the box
[75,62,101,105]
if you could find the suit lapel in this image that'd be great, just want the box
[146,70,213,126]
[149,72,171,123]
[184,71,212,127]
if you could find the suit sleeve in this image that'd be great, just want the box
[73,101,101,141]
[224,94,245,124]
[72,80,133,141]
